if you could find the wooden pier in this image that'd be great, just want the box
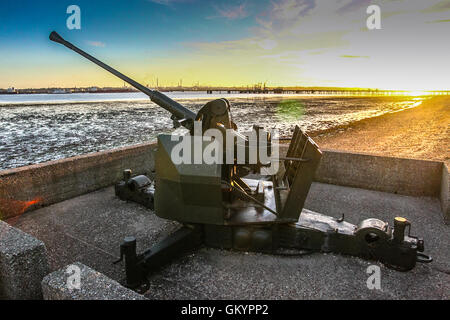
[206,88,450,96]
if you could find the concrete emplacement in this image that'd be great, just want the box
[0,142,449,299]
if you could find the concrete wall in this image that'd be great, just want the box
[42,262,145,300]
[0,141,448,220]
[0,143,156,220]
[441,163,449,223]
[0,220,49,299]
[315,150,443,197]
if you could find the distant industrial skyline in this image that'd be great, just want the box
[1,0,449,90]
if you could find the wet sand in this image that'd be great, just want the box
[312,97,450,165]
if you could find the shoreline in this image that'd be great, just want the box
[0,95,444,171]
[0,93,431,107]
[313,96,450,165]
[307,100,424,137]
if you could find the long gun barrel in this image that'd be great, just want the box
[49,31,196,129]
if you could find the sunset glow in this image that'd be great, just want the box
[1,0,449,90]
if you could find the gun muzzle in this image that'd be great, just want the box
[49,31,65,45]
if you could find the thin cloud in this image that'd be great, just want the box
[426,19,450,24]
[209,3,249,20]
[186,38,258,52]
[421,0,450,13]
[148,0,194,6]
[340,55,369,59]
[86,41,105,48]
[336,0,371,15]
[148,0,170,4]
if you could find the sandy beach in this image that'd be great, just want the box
[312,96,450,165]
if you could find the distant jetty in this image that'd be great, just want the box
[1,86,449,96]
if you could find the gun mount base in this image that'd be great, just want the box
[116,177,431,290]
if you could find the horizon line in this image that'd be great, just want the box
[2,86,450,92]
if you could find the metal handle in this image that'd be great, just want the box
[416,252,433,263]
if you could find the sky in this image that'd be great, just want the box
[0,0,449,90]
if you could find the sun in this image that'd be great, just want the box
[406,90,427,97]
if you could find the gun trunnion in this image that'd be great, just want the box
[50,31,432,289]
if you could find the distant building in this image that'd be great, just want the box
[50,88,70,94]
[88,86,99,92]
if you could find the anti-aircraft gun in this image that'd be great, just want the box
[50,31,432,289]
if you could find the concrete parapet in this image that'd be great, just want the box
[0,143,156,219]
[315,150,443,197]
[0,141,448,221]
[0,220,49,299]
[441,163,449,223]
[41,262,146,300]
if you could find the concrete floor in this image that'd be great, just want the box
[9,183,449,299]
